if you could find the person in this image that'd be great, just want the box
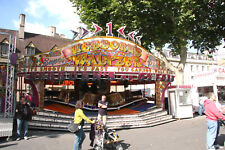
[98,95,108,125]
[25,92,35,107]
[211,94,225,149]
[73,100,95,150]
[199,96,207,116]
[15,95,33,141]
[204,92,225,150]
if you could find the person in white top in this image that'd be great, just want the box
[199,96,207,116]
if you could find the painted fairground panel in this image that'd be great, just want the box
[18,36,173,78]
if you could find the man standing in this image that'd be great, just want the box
[15,95,32,141]
[98,95,108,125]
[204,92,225,150]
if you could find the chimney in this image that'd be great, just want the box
[60,34,65,38]
[49,26,56,37]
[19,14,25,39]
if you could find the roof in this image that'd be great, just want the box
[0,28,74,58]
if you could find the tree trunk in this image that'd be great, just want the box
[158,47,187,85]
[174,69,184,85]
[176,47,187,85]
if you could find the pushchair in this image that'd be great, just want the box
[219,119,225,127]
[94,121,123,150]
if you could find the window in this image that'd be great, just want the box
[202,56,206,60]
[196,65,199,72]
[190,65,193,72]
[207,66,210,71]
[26,46,36,56]
[26,42,36,56]
[202,66,204,71]
[178,90,192,105]
[1,43,8,56]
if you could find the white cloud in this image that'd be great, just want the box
[24,0,83,38]
[25,0,43,18]
[13,20,49,35]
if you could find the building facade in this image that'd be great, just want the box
[0,14,73,111]
[155,49,218,86]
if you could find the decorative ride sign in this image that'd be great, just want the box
[18,21,174,81]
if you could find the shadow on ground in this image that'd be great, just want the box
[0,143,18,148]
[87,140,131,150]
[10,129,69,141]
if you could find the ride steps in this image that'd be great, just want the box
[29,107,176,131]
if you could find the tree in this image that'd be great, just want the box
[70,0,225,85]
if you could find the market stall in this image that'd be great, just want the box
[192,66,225,112]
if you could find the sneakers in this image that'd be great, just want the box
[214,144,223,149]
[16,138,21,141]
[24,136,29,140]
[208,145,224,150]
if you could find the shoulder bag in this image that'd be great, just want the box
[68,121,81,133]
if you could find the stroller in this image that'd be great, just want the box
[94,121,123,150]
[219,119,225,127]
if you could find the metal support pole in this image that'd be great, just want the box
[0,32,16,118]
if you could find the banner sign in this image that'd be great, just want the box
[18,36,173,78]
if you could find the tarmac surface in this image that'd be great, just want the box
[1,115,225,150]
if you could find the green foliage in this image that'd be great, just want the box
[70,0,224,55]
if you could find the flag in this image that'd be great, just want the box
[136,35,142,45]
[92,22,103,35]
[128,31,136,41]
[117,26,126,38]
[81,27,89,39]
[71,30,78,40]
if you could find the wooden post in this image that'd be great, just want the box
[39,80,45,111]
[106,80,110,94]
[74,79,80,100]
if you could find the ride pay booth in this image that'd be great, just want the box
[168,86,193,119]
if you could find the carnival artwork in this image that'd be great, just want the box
[18,22,174,81]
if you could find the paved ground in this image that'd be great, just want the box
[1,116,225,150]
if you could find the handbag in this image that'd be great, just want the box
[68,121,80,133]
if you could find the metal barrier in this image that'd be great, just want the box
[0,116,14,137]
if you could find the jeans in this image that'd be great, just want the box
[206,120,218,149]
[73,127,85,150]
[199,104,205,116]
[17,119,28,138]
[215,121,220,145]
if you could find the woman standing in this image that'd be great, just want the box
[73,100,95,150]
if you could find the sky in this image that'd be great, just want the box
[0,0,83,39]
[0,0,224,56]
